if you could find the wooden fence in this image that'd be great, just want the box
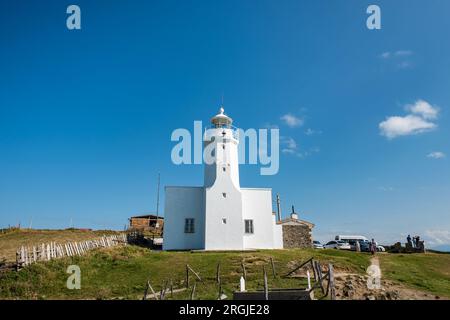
[16,234,127,269]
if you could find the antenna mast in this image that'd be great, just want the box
[276,194,281,222]
[155,173,161,228]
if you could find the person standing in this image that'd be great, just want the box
[407,234,412,247]
[370,238,376,255]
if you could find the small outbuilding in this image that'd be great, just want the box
[279,206,314,249]
[129,214,164,233]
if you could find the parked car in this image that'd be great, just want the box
[335,235,370,251]
[324,240,351,250]
[346,239,360,251]
[358,240,371,252]
[358,241,385,252]
[313,240,324,249]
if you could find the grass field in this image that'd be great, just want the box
[1,229,449,300]
[379,252,450,298]
[0,245,371,299]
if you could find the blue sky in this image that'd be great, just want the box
[1,1,449,248]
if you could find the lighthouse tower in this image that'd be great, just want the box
[203,107,244,250]
[163,107,283,251]
[204,107,240,188]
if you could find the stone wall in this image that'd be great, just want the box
[282,225,312,249]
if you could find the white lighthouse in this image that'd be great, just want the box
[163,107,283,250]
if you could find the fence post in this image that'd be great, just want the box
[190,282,196,300]
[216,263,221,284]
[270,257,276,278]
[186,265,189,288]
[241,260,247,281]
[263,266,268,300]
[328,264,336,300]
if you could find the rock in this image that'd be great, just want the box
[385,291,399,300]
[365,295,376,300]
[378,293,387,300]
[343,281,355,297]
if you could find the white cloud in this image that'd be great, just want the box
[305,128,322,136]
[297,146,320,159]
[395,50,413,57]
[397,61,412,69]
[406,100,439,120]
[305,128,314,135]
[379,50,414,69]
[427,151,446,159]
[378,186,394,192]
[380,50,413,59]
[280,136,297,154]
[280,113,303,128]
[282,148,296,154]
[424,230,450,246]
[379,115,436,139]
[284,137,297,149]
[280,136,319,158]
[262,123,279,129]
[379,99,439,139]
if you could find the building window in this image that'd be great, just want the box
[184,218,195,233]
[222,218,227,224]
[222,167,226,172]
[244,220,254,234]
[222,192,226,198]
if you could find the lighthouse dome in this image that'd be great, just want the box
[211,107,233,128]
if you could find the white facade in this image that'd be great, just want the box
[163,108,283,250]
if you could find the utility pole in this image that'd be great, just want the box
[276,194,281,222]
[155,173,161,228]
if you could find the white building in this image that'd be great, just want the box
[163,107,283,250]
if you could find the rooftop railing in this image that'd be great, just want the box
[204,125,239,140]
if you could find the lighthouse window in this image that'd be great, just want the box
[222,218,227,224]
[222,144,225,150]
[244,220,254,234]
[222,192,227,198]
[222,167,226,172]
[184,218,195,233]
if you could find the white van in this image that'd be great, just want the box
[335,235,368,242]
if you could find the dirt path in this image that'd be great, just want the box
[370,256,380,268]
[333,254,444,300]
